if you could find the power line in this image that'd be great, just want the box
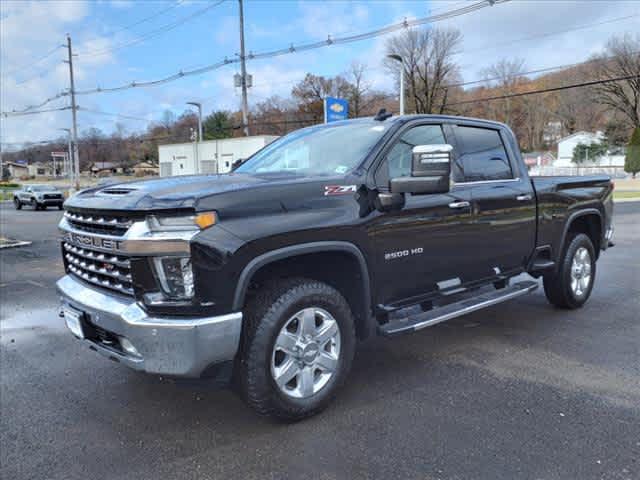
[82,0,185,44]
[2,106,72,118]
[70,0,507,95]
[1,44,63,78]
[77,0,226,58]
[449,74,639,106]
[458,13,640,57]
[78,107,151,122]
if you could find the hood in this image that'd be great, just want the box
[64,172,344,213]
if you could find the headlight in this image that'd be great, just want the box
[147,212,216,232]
[152,256,194,299]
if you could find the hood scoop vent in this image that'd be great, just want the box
[99,187,138,196]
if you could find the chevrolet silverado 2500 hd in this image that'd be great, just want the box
[57,114,614,420]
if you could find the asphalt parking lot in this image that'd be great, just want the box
[1,201,638,480]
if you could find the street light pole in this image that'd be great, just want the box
[186,102,202,174]
[387,54,404,115]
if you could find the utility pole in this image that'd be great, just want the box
[65,34,80,190]
[238,0,249,136]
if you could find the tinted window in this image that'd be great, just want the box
[455,126,512,182]
[385,125,446,179]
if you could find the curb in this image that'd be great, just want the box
[0,240,32,249]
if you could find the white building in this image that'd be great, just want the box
[554,131,625,168]
[158,135,278,177]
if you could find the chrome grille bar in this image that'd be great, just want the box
[63,241,133,296]
[64,211,133,234]
[63,243,130,268]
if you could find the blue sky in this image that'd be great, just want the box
[1,0,638,146]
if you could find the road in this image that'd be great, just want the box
[1,201,639,480]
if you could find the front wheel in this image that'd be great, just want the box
[239,278,356,421]
[13,197,22,210]
[543,233,596,309]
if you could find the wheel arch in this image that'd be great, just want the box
[232,241,375,340]
[558,209,603,262]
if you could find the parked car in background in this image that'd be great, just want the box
[13,184,64,210]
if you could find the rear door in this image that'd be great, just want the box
[368,122,476,307]
[452,124,536,278]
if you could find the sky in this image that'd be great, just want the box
[1,0,638,149]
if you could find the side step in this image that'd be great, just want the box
[379,280,538,337]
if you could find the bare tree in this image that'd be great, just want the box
[593,34,640,129]
[345,61,369,117]
[384,27,462,114]
[292,73,352,120]
[480,58,526,125]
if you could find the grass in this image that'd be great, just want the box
[613,190,640,200]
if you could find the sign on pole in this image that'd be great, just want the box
[324,97,349,123]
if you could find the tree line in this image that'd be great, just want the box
[3,29,638,175]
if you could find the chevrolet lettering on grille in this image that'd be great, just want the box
[64,232,123,252]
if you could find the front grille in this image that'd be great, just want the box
[44,194,62,199]
[64,210,133,236]
[63,242,133,296]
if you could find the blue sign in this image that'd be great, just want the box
[324,97,349,123]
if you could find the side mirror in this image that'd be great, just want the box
[390,144,452,195]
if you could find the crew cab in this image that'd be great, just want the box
[56,114,614,420]
[14,184,64,210]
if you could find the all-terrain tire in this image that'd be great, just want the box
[543,233,596,309]
[238,277,356,421]
[13,197,22,210]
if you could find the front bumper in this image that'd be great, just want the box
[56,274,242,377]
[39,197,64,204]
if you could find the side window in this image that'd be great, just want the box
[455,126,513,182]
[385,125,446,179]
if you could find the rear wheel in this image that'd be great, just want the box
[543,233,596,309]
[13,197,22,210]
[239,278,356,421]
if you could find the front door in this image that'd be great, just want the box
[368,123,476,309]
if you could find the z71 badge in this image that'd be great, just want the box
[324,185,357,196]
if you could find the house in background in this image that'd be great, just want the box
[27,161,56,178]
[132,161,159,176]
[522,151,555,168]
[5,162,29,179]
[554,131,625,168]
[90,162,124,176]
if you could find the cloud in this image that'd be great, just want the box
[0,0,117,144]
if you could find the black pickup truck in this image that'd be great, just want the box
[57,114,614,420]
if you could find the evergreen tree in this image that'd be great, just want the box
[625,127,640,178]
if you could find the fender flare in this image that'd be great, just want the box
[232,241,372,317]
[557,208,603,261]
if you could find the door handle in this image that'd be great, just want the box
[448,201,470,209]
[516,194,532,201]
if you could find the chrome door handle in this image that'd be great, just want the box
[516,194,532,201]
[448,201,470,209]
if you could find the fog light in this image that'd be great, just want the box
[120,337,141,358]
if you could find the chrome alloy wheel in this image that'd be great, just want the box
[270,307,341,399]
[570,247,592,297]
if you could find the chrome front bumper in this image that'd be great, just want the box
[56,275,242,377]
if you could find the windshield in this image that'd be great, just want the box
[235,121,389,176]
[31,185,56,191]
